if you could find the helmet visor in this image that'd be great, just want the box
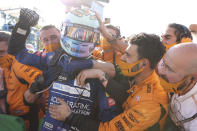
[63,24,100,43]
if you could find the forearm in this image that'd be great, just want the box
[92,60,115,77]
[8,23,30,55]
[100,26,127,54]
[23,89,40,104]
[96,66,129,105]
[8,8,39,55]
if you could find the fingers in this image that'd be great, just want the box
[80,74,86,87]
[49,104,62,120]
[57,98,71,111]
[76,71,82,86]
[49,104,57,119]
[49,100,71,121]
[76,71,86,87]
[57,98,66,105]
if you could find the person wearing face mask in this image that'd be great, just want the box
[93,25,125,66]
[0,31,45,130]
[8,8,120,131]
[157,43,197,131]
[93,13,129,56]
[40,25,61,53]
[161,23,193,51]
[0,31,10,114]
[0,31,10,109]
[36,25,62,120]
[49,33,168,131]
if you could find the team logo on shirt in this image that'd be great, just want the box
[52,80,91,97]
[107,97,116,107]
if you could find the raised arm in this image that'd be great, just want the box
[8,8,39,55]
[95,12,128,54]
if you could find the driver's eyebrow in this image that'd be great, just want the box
[163,58,176,73]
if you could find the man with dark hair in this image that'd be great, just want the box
[161,23,193,51]
[49,33,168,131]
[93,24,125,65]
[106,25,121,38]
[130,33,165,69]
[39,25,61,53]
[0,31,43,130]
[94,13,128,55]
[8,8,119,131]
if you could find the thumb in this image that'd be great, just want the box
[58,98,66,105]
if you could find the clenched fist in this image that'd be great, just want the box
[18,8,39,28]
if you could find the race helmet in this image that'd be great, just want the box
[61,7,100,58]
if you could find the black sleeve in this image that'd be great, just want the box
[105,79,129,106]
[8,23,30,55]
[66,113,100,131]
[103,64,130,106]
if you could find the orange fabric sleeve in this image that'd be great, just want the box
[99,101,161,131]
[12,59,43,88]
[93,48,102,60]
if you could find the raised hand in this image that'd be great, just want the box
[18,8,39,28]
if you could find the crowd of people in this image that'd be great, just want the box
[0,2,197,131]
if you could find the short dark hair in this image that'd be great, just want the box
[40,25,60,32]
[130,33,165,69]
[168,23,192,42]
[106,25,121,38]
[0,31,11,44]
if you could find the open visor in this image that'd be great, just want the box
[63,23,100,43]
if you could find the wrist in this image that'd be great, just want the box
[64,112,74,125]
[99,72,110,87]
